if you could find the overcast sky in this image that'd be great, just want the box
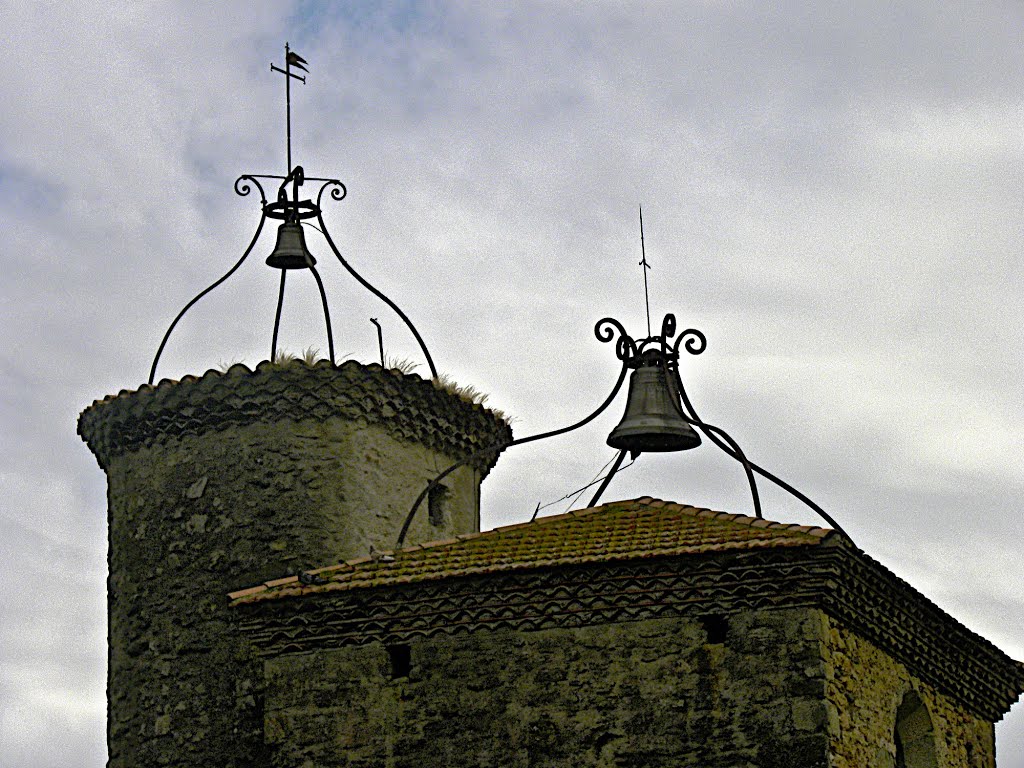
[1,2,1022,765]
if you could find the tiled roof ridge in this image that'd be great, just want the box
[228,496,834,602]
[80,359,507,422]
[571,496,834,537]
[78,359,512,472]
[843,545,1024,678]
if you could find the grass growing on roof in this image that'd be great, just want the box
[383,355,419,374]
[260,348,512,423]
[432,372,510,423]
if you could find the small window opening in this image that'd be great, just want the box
[894,690,937,768]
[700,614,728,645]
[428,484,449,527]
[387,644,411,679]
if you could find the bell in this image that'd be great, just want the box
[607,363,702,454]
[266,221,316,269]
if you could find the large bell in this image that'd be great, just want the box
[607,363,702,454]
[266,221,316,269]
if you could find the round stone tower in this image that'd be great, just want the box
[78,359,510,768]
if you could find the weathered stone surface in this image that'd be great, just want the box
[821,614,996,768]
[256,598,1006,767]
[262,609,831,768]
[81,363,510,768]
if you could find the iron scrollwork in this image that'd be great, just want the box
[594,313,705,370]
[149,45,438,387]
[397,309,852,548]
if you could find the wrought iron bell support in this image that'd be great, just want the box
[148,44,439,386]
[396,311,853,548]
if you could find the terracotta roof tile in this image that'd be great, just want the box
[263,576,298,588]
[228,585,267,599]
[230,497,834,604]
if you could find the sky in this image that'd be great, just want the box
[1,1,1022,765]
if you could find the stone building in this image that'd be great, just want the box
[78,357,1024,767]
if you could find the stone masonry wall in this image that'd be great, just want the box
[821,614,995,768]
[103,419,480,767]
[263,608,832,768]
[82,364,510,768]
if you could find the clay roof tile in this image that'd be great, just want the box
[231,497,834,605]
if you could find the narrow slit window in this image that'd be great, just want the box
[428,484,449,527]
[700,614,728,645]
[388,644,411,679]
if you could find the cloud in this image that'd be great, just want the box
[2,1,1022,764]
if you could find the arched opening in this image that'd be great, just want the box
[894,691,937,768]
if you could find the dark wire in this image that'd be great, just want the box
[395,363,629,549]
[531,452,636,520]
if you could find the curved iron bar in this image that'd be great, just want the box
[279,165,305,209]
[235,174,268,205]
[394,362,630,549]
[308,264,336,365]
[148,182,268,385]
[271,270,287,361]
[316,181,437,379]
[660,356,762,519]
[672,328,707,357]
[674,369,853,541]
[661,313,676,340]
[587,448,628,508]
[316,178,348,203]
[596,317,639,363]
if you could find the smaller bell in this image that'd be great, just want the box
[607,362,701,454]
[266,221,316,269]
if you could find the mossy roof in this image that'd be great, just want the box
[229,496,833,604]
[78,359,512,475]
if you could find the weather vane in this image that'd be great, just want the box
[270,42,308,174]
[148,43,438,385]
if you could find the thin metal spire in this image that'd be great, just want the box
[639,206,652,337]
[271,41,308,174]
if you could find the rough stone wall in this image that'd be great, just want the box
[821,614,995,768]
[103,418,480,767]
[83,362,510,768]
[263,608,832,768]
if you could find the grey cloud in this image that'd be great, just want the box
[2,1,1022,764]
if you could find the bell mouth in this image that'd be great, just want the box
[266,253,316,269]
[266,257,317,269]
[607,424,702,453]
